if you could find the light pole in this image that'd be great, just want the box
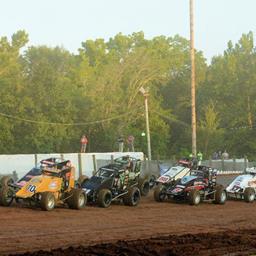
[139,87,152,160]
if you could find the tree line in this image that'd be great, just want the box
[0,30,256,159]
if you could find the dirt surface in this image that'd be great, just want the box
[1,175,256,255]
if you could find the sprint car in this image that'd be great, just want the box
[226,167,256,202]
[0,158,86,211]
[154,158,192,202]
[155,166,226,205]
[78,156,147,208]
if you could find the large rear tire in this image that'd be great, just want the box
[77,175,89,188]
[139,178,150,196]
[214,186,227,204]
[97,189,112,208]
[40,192,55,211]
[154,185,166,202]
[67,189,87,209]
[149,175,156,189]
[1,176,14,187]
[188,189,201,205]
[0,187,14,206]
[123,187,141,206]
[244,187,255,203]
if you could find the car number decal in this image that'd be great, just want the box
[27,184,37,193]
[157,176,169,183]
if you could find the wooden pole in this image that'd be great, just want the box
[190,0,197,156]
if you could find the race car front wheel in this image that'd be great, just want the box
[67,189,87,209]
[154,185,166,202]
[97,189,112,208]
[139,178,150,196]
[188,189,201,206]
[40,192,55,211]
[244,187,255,203]
[123,187,141,206]
[214,186,227,204]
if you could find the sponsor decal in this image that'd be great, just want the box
[49,181,58,189]
[194,181,204,186]
[172,187,182,193]
[16,181,26,187]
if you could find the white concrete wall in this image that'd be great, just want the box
[0,152,144,179]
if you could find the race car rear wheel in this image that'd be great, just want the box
[214,186,227,204]
[40,192,55,211]
[0,187,14,206]
[154,185,166,202]
[244,187,255,203]
[123,187,141,206]
[149,175,156,189]
[188,189,201,205]
[67,189,87,209]
[97,189,112,208]
[77,175,89,188]
[0,176,14,187]
[139,178,150,196]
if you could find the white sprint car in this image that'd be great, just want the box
[226,167,256,202]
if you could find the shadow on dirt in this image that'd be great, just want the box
[13,229,256,256]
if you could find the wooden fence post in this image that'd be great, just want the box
[78,153,82,177]
[233,158,236,172]
[92,154,97,175]
[34,154,38,167]
[244,156,248,172]
[221,158,225,172]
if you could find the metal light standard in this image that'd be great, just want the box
[139,87,152,160]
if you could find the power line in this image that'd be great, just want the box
[0,109,140,126]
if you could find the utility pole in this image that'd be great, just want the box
[190,0,197,156]
[139,87,152,160]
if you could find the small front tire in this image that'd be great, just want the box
[40,192,55,211]
[188,189,201,205]
[244,187,255,203]
[97,189,112,208]
[154,185,166,202]
[214,186,227,204]
[123,187,141,206]
[67,189,87,209]
[139,178,150,196]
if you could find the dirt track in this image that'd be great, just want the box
[1,175,256,255]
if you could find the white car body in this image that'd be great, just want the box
[157,166,191,184]
[226,173,256,194]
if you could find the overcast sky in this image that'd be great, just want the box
[1,0,256,61]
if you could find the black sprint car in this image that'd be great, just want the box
[155,166,227,205]
[78,156,149,208]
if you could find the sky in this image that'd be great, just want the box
[1,0,256,61]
